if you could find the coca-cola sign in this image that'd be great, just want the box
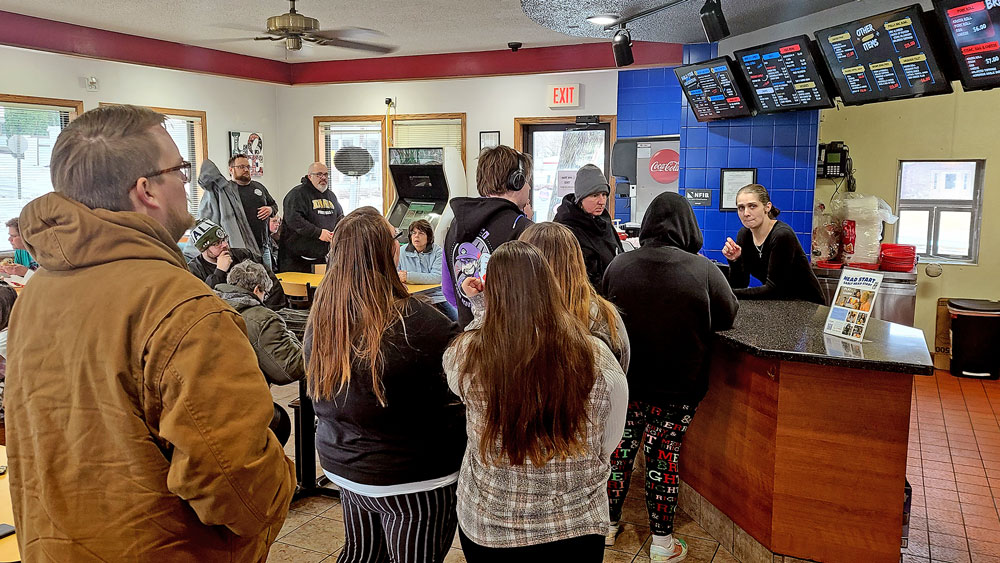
[649,149,680,184]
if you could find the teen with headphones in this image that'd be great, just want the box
[442,145,534,327]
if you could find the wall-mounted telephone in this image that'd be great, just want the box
[818,141,851,178]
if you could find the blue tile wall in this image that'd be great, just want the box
[616,43,819,265]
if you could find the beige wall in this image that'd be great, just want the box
[818,88,1000,346]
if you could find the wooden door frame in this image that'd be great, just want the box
[513,115,618,218]
[312,115,389,213]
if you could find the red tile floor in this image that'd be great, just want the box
[903,370,1000,563]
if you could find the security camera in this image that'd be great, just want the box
[508,42,522,52]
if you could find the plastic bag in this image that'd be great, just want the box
[831,193,898,264]
[811,201,841,262]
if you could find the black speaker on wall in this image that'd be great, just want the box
[700,0,730,42]
[612,29,634,67]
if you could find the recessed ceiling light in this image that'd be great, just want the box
[586,14,619,26]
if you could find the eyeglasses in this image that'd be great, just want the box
[309,172,329,178]
[231,164,251,171]
[143,161,192,184]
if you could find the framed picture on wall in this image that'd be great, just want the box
[480,131,500,151]
[229,131,264,177]
[720,168,756,211]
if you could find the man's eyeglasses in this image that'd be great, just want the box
[231,164,251,171]
[309,172,329,178]
[143,161,192,184]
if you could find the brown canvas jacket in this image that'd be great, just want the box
[5,193,295,562]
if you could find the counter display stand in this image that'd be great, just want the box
[680,300,933,563]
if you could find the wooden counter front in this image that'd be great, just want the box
[681,343,916,563]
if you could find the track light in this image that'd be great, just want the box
[700,0,730,42]
[612,28,634,67]
[587,14,620,26]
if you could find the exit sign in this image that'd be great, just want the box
[548,84,580,107]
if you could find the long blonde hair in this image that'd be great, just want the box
[456,241,596,467]
[307,212,409,405]
[519,222,621,346]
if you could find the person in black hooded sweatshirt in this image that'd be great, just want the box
[601,192,739,563]
[442,145,533,327]
[554,164,623,290]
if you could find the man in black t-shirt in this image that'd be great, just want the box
[229,153,278,270]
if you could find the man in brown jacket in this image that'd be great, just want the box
[5,105,296,562]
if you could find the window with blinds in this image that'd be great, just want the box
[0,97,80,251]
[391,118,464,157]
[161,114,205,216]
[318,120,384,213]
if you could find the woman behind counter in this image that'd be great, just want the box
[722,184,824,304]
[398,219,459,321]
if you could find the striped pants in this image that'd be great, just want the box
[337,483,458,563]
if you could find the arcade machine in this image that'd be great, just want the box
[386,146,467,243]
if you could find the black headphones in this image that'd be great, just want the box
[506,154,526,191]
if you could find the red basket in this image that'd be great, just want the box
[847,262,880,270]
[815,260,842,269]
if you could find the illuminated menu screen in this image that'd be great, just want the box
[735,36,835,113]
[816,4,952,104]
[935,0,1000,89]
[674,57,754,122]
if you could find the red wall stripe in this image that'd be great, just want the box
[0,10,292,84]
[289,42,684,84]
[0,10,683,85]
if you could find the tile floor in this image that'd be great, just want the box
[269,369,1000,563]
[902,371,1000,563]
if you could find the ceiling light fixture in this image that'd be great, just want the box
[612,27,634,68]
[587,14,620,26]
[700,0,730,42]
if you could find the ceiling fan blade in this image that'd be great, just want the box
[253,36,286,41]
[308,36,398,54]
[312,27,388,41]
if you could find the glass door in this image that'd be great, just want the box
[522,123,611,223]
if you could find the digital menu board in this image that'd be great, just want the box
[734,35,835,113]
[674,56,755,122]
[816,4,953,104]
[934,0,1000,90]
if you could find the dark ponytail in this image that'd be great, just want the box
[737,183,780,218]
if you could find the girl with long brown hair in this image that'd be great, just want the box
[519,221,630,371]
[305,210,464,563]
[444,240,627,561]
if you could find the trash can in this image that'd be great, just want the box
[948,299,1000,379]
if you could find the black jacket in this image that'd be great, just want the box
[727,221,825,304]
[553,194,623,290]
[186,247,288,310]
[443,197,532,327]
[602,192,739,405]
[280,178,344,262]
[305,299,465,486]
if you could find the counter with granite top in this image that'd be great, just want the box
[716,299,933,375]
[679,299,930,563]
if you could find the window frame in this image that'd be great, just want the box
[313,114,388,212]
[895,159,985,264]
[0,94,84,252]
[388,112,467,169]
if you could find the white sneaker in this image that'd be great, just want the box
[605,522,621,546]
[649,537,688,562]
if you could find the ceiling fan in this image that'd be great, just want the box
[252,0,397,54]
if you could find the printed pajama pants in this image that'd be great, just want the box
[606,401,697,536]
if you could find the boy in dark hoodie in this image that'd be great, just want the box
[601,192,739,562]
[442,145,533,326]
